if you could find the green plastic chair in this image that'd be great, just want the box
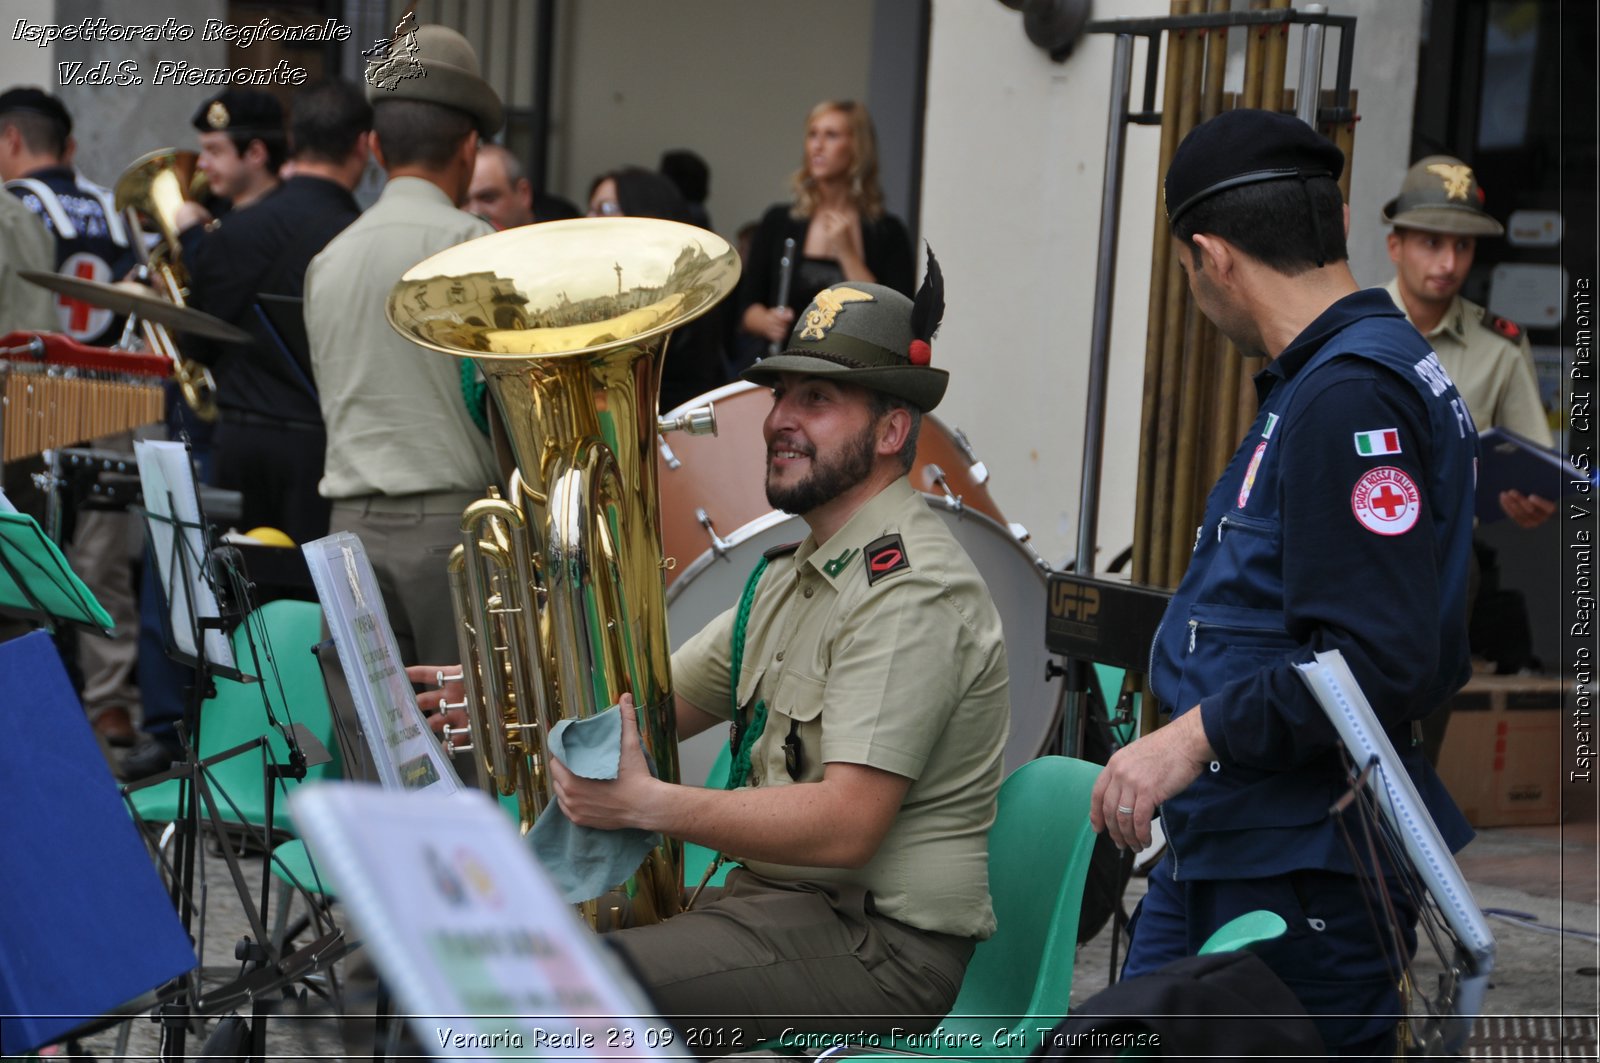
[921,755,1103,1055]
[128,599,341,835]
[681,739,733,892]
[1197,909,1288,955]
[813,756,1102,1059]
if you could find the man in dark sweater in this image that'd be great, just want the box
[177,82,372,545]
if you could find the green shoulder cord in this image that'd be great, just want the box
[725,556,770,789]
[686,555,768,909]
[460,360,490,434]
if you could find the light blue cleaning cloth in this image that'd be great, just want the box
[527,703,662,903]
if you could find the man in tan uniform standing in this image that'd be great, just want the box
[0,188,54,330]
[1382,154,1555,528]
[552,272,1011,1044]
[305,25,501,668]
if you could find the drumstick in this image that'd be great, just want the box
[769,237,797,357]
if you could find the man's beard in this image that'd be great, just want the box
[766,420,876,516]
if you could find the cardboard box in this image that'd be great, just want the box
[1435,675,1564,828]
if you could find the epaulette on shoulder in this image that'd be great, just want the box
[762,541,801,560]
[1486,312,1522,341]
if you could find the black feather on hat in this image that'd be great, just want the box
[908,244,944,366]
[740,243,951,412]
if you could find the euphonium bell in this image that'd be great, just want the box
[387,217,741,927]
[115,148,219,421]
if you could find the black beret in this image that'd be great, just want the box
[1164,109,1345,228]
[192,88,285,137]
[0,87,71,136]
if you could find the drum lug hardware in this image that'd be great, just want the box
[696,507,731,558]
[949,427,990,485]
[657,435,681,470]
[921,463,965,514]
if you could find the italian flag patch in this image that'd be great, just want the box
[1353,428,1401,456]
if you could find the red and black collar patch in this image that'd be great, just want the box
[865,534,911,585]
[1486,313,1522,341]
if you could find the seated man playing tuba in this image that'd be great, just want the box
[426,264,1011,1044]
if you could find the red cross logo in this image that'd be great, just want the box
[62,258,98,333]
[1351,467,1420,536]
[1368,485,1407,519]
[53,252,113,341]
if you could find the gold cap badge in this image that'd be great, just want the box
[1426,162,1474,201]
[799,286,874,341]
[206,100,230,130]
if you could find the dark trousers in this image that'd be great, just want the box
[213,417,331,546]
[608,867,975,1049]
[1124,853,1417,1057]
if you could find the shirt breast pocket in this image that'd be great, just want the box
[1206,510,1285,605]
[763,670,825,784]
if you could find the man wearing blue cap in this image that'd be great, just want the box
[1090,109,1477,1055]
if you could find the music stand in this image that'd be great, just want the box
[254,294,317,400]
[0,631,197,1055]
[0,511,115,634]
[126,440,341,1060]
[1296,650,1495,1055]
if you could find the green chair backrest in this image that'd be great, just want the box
[1196,909,1288,955]
[681,739,733,891]
[929,755,1102,1053]
[129,599,340,833]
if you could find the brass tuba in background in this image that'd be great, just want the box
[114,148,219,421]
[387,217,740,927]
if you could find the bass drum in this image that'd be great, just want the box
[658,381,1005,588]
[664,501,1061,788]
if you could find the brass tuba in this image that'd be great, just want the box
[114,148,219,421]
[387,217,740,926]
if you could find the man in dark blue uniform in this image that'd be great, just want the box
[1090,110,1477,1055]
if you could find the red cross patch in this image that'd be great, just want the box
[1350,466,1420,536]
[865,534,911,585]
[56,251,113,341]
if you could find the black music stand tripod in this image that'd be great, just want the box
[124,480,339,1061]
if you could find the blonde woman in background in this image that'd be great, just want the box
[734,100,913,367]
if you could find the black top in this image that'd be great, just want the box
[180,175,360,423]
[737,203,914,320]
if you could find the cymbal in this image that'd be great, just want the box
[18,270,252,344]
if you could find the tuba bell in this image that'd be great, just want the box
[114,148,220,421]
[387,217,741,927]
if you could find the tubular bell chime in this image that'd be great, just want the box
[1059,1,1358,755]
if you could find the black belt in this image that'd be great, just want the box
[219,409,323,433]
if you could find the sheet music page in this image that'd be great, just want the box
[302,531,461,795]
[133,440,234,668]
[290,783,671,1059]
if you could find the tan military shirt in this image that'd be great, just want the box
[0,191,57,332]
[1383,279,1552,446]
[306,177,499,498]
[672,478,1010,940]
